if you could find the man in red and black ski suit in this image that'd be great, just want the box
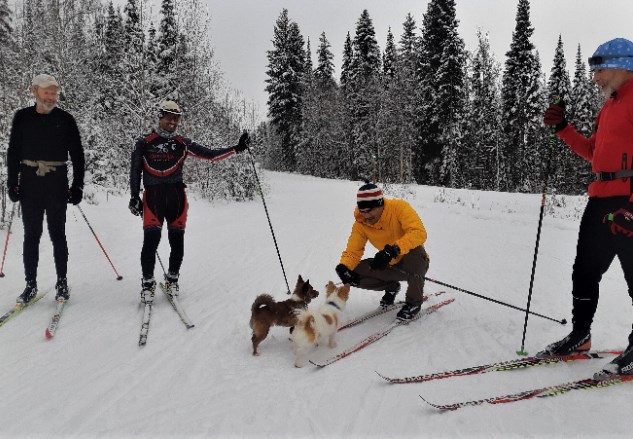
[539,38,633,378]
[129,100,249,301]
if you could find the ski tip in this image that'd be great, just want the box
[45,329,53,339]
[375,371,393,383]
[309,360,325,368]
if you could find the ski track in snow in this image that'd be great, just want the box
[0,171,631,438]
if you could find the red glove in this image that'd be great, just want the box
[543,102,568,133]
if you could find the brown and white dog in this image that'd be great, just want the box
[292,281,350,367]
[250,275,320,355]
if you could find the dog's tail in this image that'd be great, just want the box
[250,294,275,328]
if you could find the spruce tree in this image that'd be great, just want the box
[265,9,306,171]
[416,0,467,186]
[467,30,503,190]
[500,0,544,192]
[547,35,579,194]
[383,28,396,83]
[155,0,179,98]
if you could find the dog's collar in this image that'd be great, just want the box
[327,301,341,310]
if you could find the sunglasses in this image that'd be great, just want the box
[588,55,633,66]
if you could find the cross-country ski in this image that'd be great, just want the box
[420,374,633,411]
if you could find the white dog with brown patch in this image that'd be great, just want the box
[292,281,350,367]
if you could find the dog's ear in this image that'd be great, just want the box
[326,281,336,294]
[301,281,311,293]
[297,275,304,284]
[340,283,351,300]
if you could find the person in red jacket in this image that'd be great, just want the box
[335,183,429,320]
[539,38,633,378]
[129,100,249,303]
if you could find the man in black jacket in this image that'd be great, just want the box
[129,100,249,303]
[6,74,85,304]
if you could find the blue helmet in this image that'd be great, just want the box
[589,38,633,71]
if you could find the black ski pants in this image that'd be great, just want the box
[19,166,69,283]
[571,196,633,345]
[140,184,187,279]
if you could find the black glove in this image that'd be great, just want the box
[543,100,568,133]
[605,202,633,237]
[129,195,143,217]
[67,185,83,205]
[335,264,360,287]
[370,244,400,271]
[234,131,251,153]
[8,186,20,202]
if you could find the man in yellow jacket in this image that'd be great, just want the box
[335,183,429,320]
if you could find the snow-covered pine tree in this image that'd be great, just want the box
[435,9,467,188]
[373,27,400,183]
[546,35,582,194]
[297,32,343,178]
[383,28,396,83]
[415,0,466,186]
[347,9,382,181]
[466,29,504,190]
[565,44,598,193]
[500,0,544,192]
[391,13,419,183]
[155,0,179,99]
[265,9,306,171]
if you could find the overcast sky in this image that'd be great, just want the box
[203,0,632,119]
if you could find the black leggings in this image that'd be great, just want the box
[571,197,633,344]
[21,197,68,282]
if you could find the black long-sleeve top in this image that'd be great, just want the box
[129,130,236,197]
[6,106,85,188]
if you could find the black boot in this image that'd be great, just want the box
[17,280,38,305]
[536,329,591,358]
[55,277,70,301]
[380,283,400,308]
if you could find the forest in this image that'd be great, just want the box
[0,0,603,226]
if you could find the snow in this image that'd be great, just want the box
[0,171,631,438]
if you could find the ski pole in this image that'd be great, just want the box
[156,251,166,276]
[390,266,567,325]
[246,144,291,294]
[76,205,123,280]
[0,203,17,278]
[517,96,563,356]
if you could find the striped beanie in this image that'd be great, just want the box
[357,183,384,210]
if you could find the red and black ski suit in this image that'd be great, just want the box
[130,130,236,279]
[557,78,633,345]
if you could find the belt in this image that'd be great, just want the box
[594,169,633,181]
[21,160,67,177]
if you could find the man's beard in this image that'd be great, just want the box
[37,100,56,113]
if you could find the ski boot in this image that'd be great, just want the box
[141,277,156,304]
[380,283,401,308]
[163,271,179,297]
[16,280,38,306]
[55,277,70,301]
[594,343,633,380]
[397,302,421,321]
[536,329,591,358]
